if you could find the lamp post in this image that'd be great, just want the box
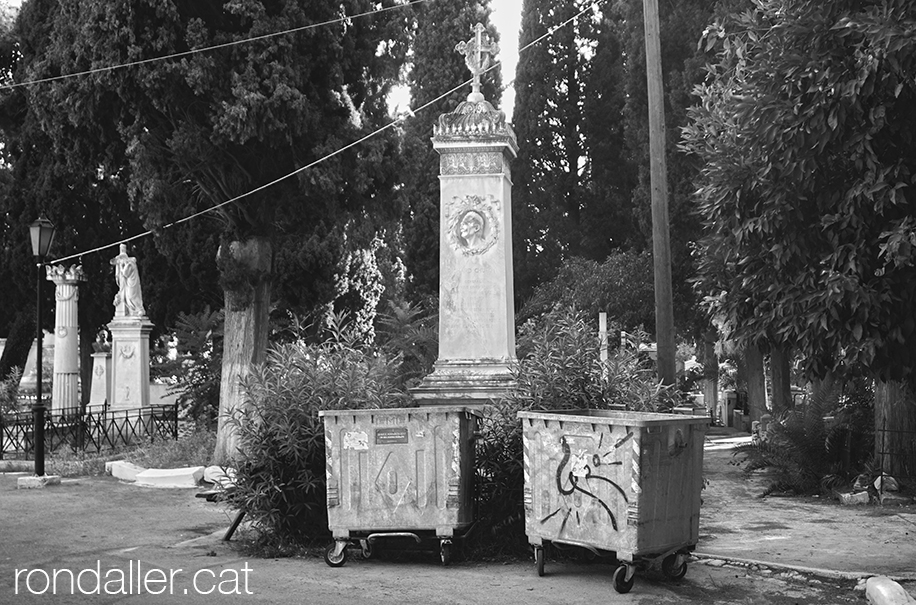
[29,216,56,477]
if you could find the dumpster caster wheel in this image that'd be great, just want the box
[440,541,452,567]
[613,564,635,594]
[662,553,688,580]
[534,546,545,577]
[324,542,348,567]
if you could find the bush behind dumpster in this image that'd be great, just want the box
[229,335,409,549]
[471,309,679,557]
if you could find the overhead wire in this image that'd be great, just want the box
[0,0,430,91]
[47,0,605,266]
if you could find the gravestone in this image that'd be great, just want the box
[411,24,518,407]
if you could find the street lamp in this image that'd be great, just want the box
[29,216,56,477]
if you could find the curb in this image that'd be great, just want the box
[693,552,916,583]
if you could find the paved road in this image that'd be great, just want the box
[0,467,871,604]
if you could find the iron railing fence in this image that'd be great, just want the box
[0,403,178,460]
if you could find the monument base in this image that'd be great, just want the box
[410,359,515,407]
[108,317,154,410]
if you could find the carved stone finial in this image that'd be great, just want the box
[455,23,498,103]
[46,264,85,283]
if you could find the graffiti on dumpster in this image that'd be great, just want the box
[540,433,630,531]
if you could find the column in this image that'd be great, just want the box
[47,265,84,415]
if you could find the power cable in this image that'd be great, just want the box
[49,0,604,266]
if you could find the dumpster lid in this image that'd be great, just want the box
[517,408,709,427]
[319,405,483,418]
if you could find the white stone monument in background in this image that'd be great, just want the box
[47,265,84,414]
[411,23,518,406]
[107,244,152,410]
[88,330,112,411]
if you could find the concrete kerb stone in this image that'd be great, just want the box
[16,474,62,489]
[693,552,916,584]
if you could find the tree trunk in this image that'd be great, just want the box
[213,237,272,465]
[700,331,718,418]
[0,311,36,381]
[743,344,768,424]
[874,380,916,481]
[769,345,792,415]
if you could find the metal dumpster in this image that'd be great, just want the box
[319,405,481,566]
[518,408,708,593]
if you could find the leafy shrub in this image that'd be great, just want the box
[229,326,409,548]
[733,377,875,495]
[517,252,655,331]
[1,367,23,416]
[375,299,438,389]
[152,307,223,424]
[472,309,678,556]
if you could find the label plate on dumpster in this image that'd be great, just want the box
[375,427,409,445]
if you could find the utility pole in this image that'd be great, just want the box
[643,0,676,386]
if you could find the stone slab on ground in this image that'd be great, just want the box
[16,474,61,489]
[135,466,204,488]
[105,460,147,482]
[867,576,916,605]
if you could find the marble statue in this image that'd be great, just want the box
[110,244,145,317]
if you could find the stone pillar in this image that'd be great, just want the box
[411,23,518,407]
[47,265,84,415]
[108,318,153,410]
[88,350,112,410]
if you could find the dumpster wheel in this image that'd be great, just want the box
[534,545,545,577]
[324,541,348,567]
[662,553,688,580]
[439,540,452,566]
[613,564,635,594]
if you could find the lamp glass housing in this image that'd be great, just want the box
[29,217,56,259]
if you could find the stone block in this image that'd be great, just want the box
[135,466,204,488]
[879,493,913,506]
[105,460,147,482]
[17,475,62,489]
[866,576,916,605]
[839,491,871,505]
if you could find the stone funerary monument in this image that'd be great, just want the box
[411,23,518,406]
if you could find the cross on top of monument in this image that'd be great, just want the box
[455,23,498,103]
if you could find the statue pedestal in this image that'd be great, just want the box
[88,351,112,410]
[411,96,519,407]
[108,318,153,410]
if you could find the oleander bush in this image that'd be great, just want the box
[471,309,679,556]
[228,319,409,548]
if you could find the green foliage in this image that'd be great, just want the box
[0,366,22,416]
[229,325,409,547]
[733,378,875,495]
[375,299,438,389]
[518,252,655,331]
[152,307,224,424]
[472,309,677,554]
[682,0,916,383]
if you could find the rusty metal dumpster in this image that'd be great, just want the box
[518,409,708,593]
[319,406,481,566]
